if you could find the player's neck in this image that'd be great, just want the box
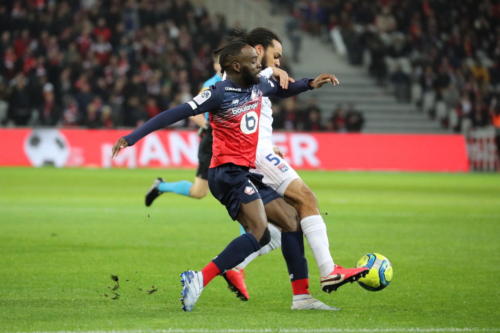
[226,74,252,89]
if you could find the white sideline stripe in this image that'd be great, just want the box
[19,328,499,333]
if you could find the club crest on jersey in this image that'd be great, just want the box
[193,90,211,105]
[278,163,289,172]
[244,185,256,195]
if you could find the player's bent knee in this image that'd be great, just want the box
[190,187,209,199]
[258,228,271,246]
[296,186,319,212]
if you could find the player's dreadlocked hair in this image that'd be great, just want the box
[246,27,281,48]
[213,29,248,56]
[218,39,249,73]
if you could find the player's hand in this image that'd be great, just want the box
[273,146,285,159]
[272,67,295,89]
[309,74,340,89]
[112,137,129,159]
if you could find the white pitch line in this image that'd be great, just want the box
[20,328,500,333]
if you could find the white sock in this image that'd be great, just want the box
[293,294,311,302]
[235,223,282,270]
[300,215,335,277]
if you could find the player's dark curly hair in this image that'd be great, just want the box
[246,27,281,49]
[218,39,249,73]
[215,28,280,73]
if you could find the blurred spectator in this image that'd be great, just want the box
[329,104,347,132]
[390,64,411,102]
[285,12,302,63]
[301,97,324,131]
[345,104,364,132]
[38,83,61,126]
[145,96,160,118]
[0,79,8,125]
[8,74,32,125]
[274,98,300,130]
[303,108,324,131]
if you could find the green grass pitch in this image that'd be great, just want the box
[0,167,499,333]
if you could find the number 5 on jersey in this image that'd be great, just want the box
[240,111,259,135]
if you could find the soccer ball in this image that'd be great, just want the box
[356,253,393,291]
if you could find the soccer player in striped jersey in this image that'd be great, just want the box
[144,28,369,304]
[112,40,349,311]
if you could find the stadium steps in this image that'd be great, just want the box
[198,0,446,133]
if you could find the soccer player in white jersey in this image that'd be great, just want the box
[236,28,367,295]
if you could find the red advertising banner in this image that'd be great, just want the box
[0,128,469,172]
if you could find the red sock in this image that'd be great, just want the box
[291,278,309,295]
[201,261,221,287]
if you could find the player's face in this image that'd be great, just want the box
[239,45,262,85]
[262,39,282,68]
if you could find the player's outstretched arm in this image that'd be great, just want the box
[264,73,340,99]
[112,86,221,158]
[111,103,196,158]
[126,103,199,144]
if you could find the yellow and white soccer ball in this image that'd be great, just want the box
[356,253,393,291]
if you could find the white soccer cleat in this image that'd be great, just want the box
[291,295,340,311]
[180,270,204,312]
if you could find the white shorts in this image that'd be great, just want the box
[251,144,300,196]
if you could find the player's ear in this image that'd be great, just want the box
[232,61,241,73]
[254,44,264,56]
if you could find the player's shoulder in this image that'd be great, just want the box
[202,73,222,89]
[192,80,226,107]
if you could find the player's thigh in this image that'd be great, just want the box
[264,197,299,232]
[254,149,300,196]
[208,164,268,235]
[283,178,318,211]
[237,199,268,239]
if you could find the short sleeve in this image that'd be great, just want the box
[259,67,274,79]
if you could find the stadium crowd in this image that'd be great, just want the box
[0,0,356,132]
[0,0,229,129]
[282,0,500,135]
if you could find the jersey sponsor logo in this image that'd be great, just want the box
[230,101,259,115]
[193,90,211,105]
[225,87,242,92]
